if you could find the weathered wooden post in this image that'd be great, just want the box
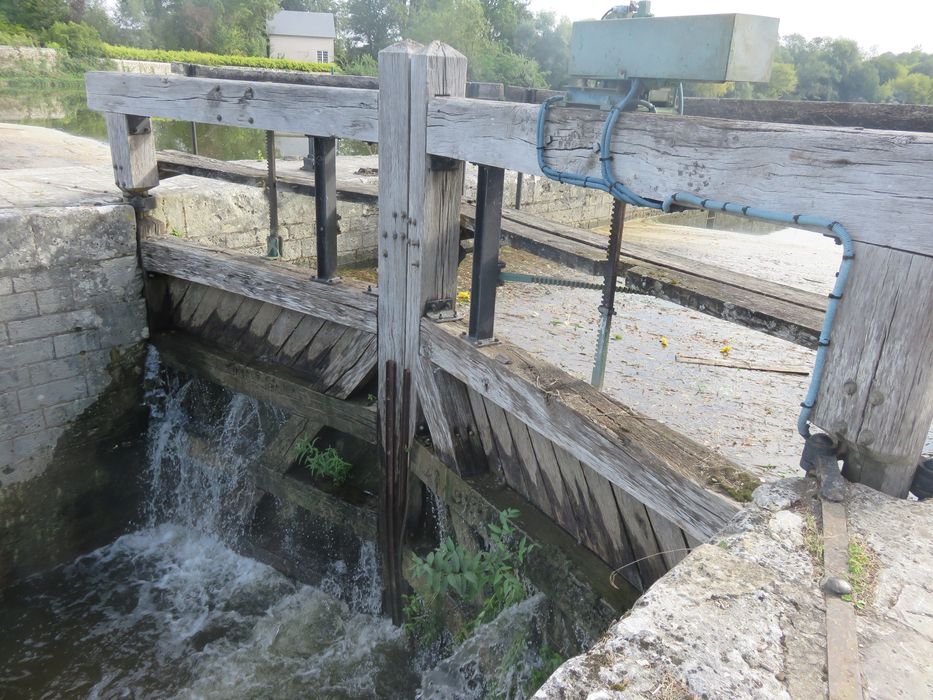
[103,113,159,195]
[376,40,468,623]
[812,246,933,497]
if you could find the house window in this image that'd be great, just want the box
[317,50,329,63]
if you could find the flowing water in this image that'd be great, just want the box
[0,349,418,699]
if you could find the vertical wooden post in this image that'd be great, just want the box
[377,40,420,624]
[376,41,468,623]
[812,244,933,497]
[104,113,158,194]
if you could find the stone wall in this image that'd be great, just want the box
[0,45,58,72]
[0,204,150,584]
[148,158,629,266]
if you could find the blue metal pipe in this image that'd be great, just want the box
[537,98,856,440]
[662,193,855,438]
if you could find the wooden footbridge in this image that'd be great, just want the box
[87,41,933,622]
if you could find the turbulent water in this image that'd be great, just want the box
[0,349,417,699]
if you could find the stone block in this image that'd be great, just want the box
[0,206,136,272]
[35,286,76,315]
[28,355,84,386]
[0,390,19,421]
[18,377,88,412]
[7,309,100,343]
[0,439,12,470]
[0,409,44,441]
[0,291,38,321]
[12,269,58,293]
[96,301,148,348]
[44,397,94,428]
[70,256,142,305]
[12,426,64,462]
[0,276,11,295]
[0,367,31,392]
[0,337,55,370]
[54,329,100,358]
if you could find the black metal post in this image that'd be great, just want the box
[313,136,339,282]
[265,130,281,258]
[467,165,505,343]
[515,171,523,210]
[301,135,314,172]
[190,121,198,155]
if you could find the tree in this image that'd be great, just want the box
[0,0,69,31]
[345,0,401,56]
[758,62,798,99]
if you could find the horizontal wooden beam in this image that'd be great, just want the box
[461,205,824,347]
[420,320,754,540]
[153,333,376,443]
[86,72,378,141]
[427,97,933,256]
[140,238,377,333]
[684,97,933,133]
[157,150,380,203]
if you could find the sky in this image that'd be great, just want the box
[526,0,930,55]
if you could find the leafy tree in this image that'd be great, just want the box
[344,0,401,56]
[0,0,69,31]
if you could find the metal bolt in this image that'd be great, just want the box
[859,430,875,446]
[382,251,388,258]
[392,233,398,239]
[869,391,884,406]
[843,380,857,396]
[216,115,222,122]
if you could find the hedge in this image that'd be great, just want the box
[101,44,338,74]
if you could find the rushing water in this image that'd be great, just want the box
[0,349,418,699]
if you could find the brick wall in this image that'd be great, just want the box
[0,205,148,483]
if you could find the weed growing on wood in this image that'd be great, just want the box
[293,436,352,487]
[404,508,535,642]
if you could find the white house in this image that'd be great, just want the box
[267,11,336,64]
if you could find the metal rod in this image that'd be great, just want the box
[591,199,626,389]
[468,165,505,342]
[265,130,281,258]
[190,121,198,155]
[313,136,339,282]
[515,171,523,210]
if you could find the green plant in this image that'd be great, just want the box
[528,644,565,693]
[100,44,338,74]
[294,436,352,487]
[841,539,877,610]
[406,508,535,641]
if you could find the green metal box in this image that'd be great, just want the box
[569,14,779,83]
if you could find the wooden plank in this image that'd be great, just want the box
[675,354,811,375]
[103,112,158,193]
[87,72,378,142]
[481,396,528,493]
[503,208,828,315]
[463,206,825,347]
[645,508,691,570]
[141,238,377,333]
[822,500,863,700]
[427,97,933,256]
[465,387,501,476]
[528,431,583,543]
[504,412,555,515]
[610,483,669,587]
[684,97,933,133]
[153,333,376,444]
[236,301,283,357]
[575,463,643,592]
[256,415,312,476]
[157,150,380,204]
[813,246,933,496]
[327,335,377,399]
[276,314,326,366]
[421,320,752,540]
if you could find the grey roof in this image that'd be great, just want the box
[267,11,336,39]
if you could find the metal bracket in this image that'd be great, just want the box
[126,115,151,136]
[461,332,500,347]
[123,193,156,212]
[311,275,342,285]
[429,155,460,172]
[425,298,459,322]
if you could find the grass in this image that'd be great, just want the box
[293,436,352,487]
[803,514,824,574]
[842,539,878,610]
